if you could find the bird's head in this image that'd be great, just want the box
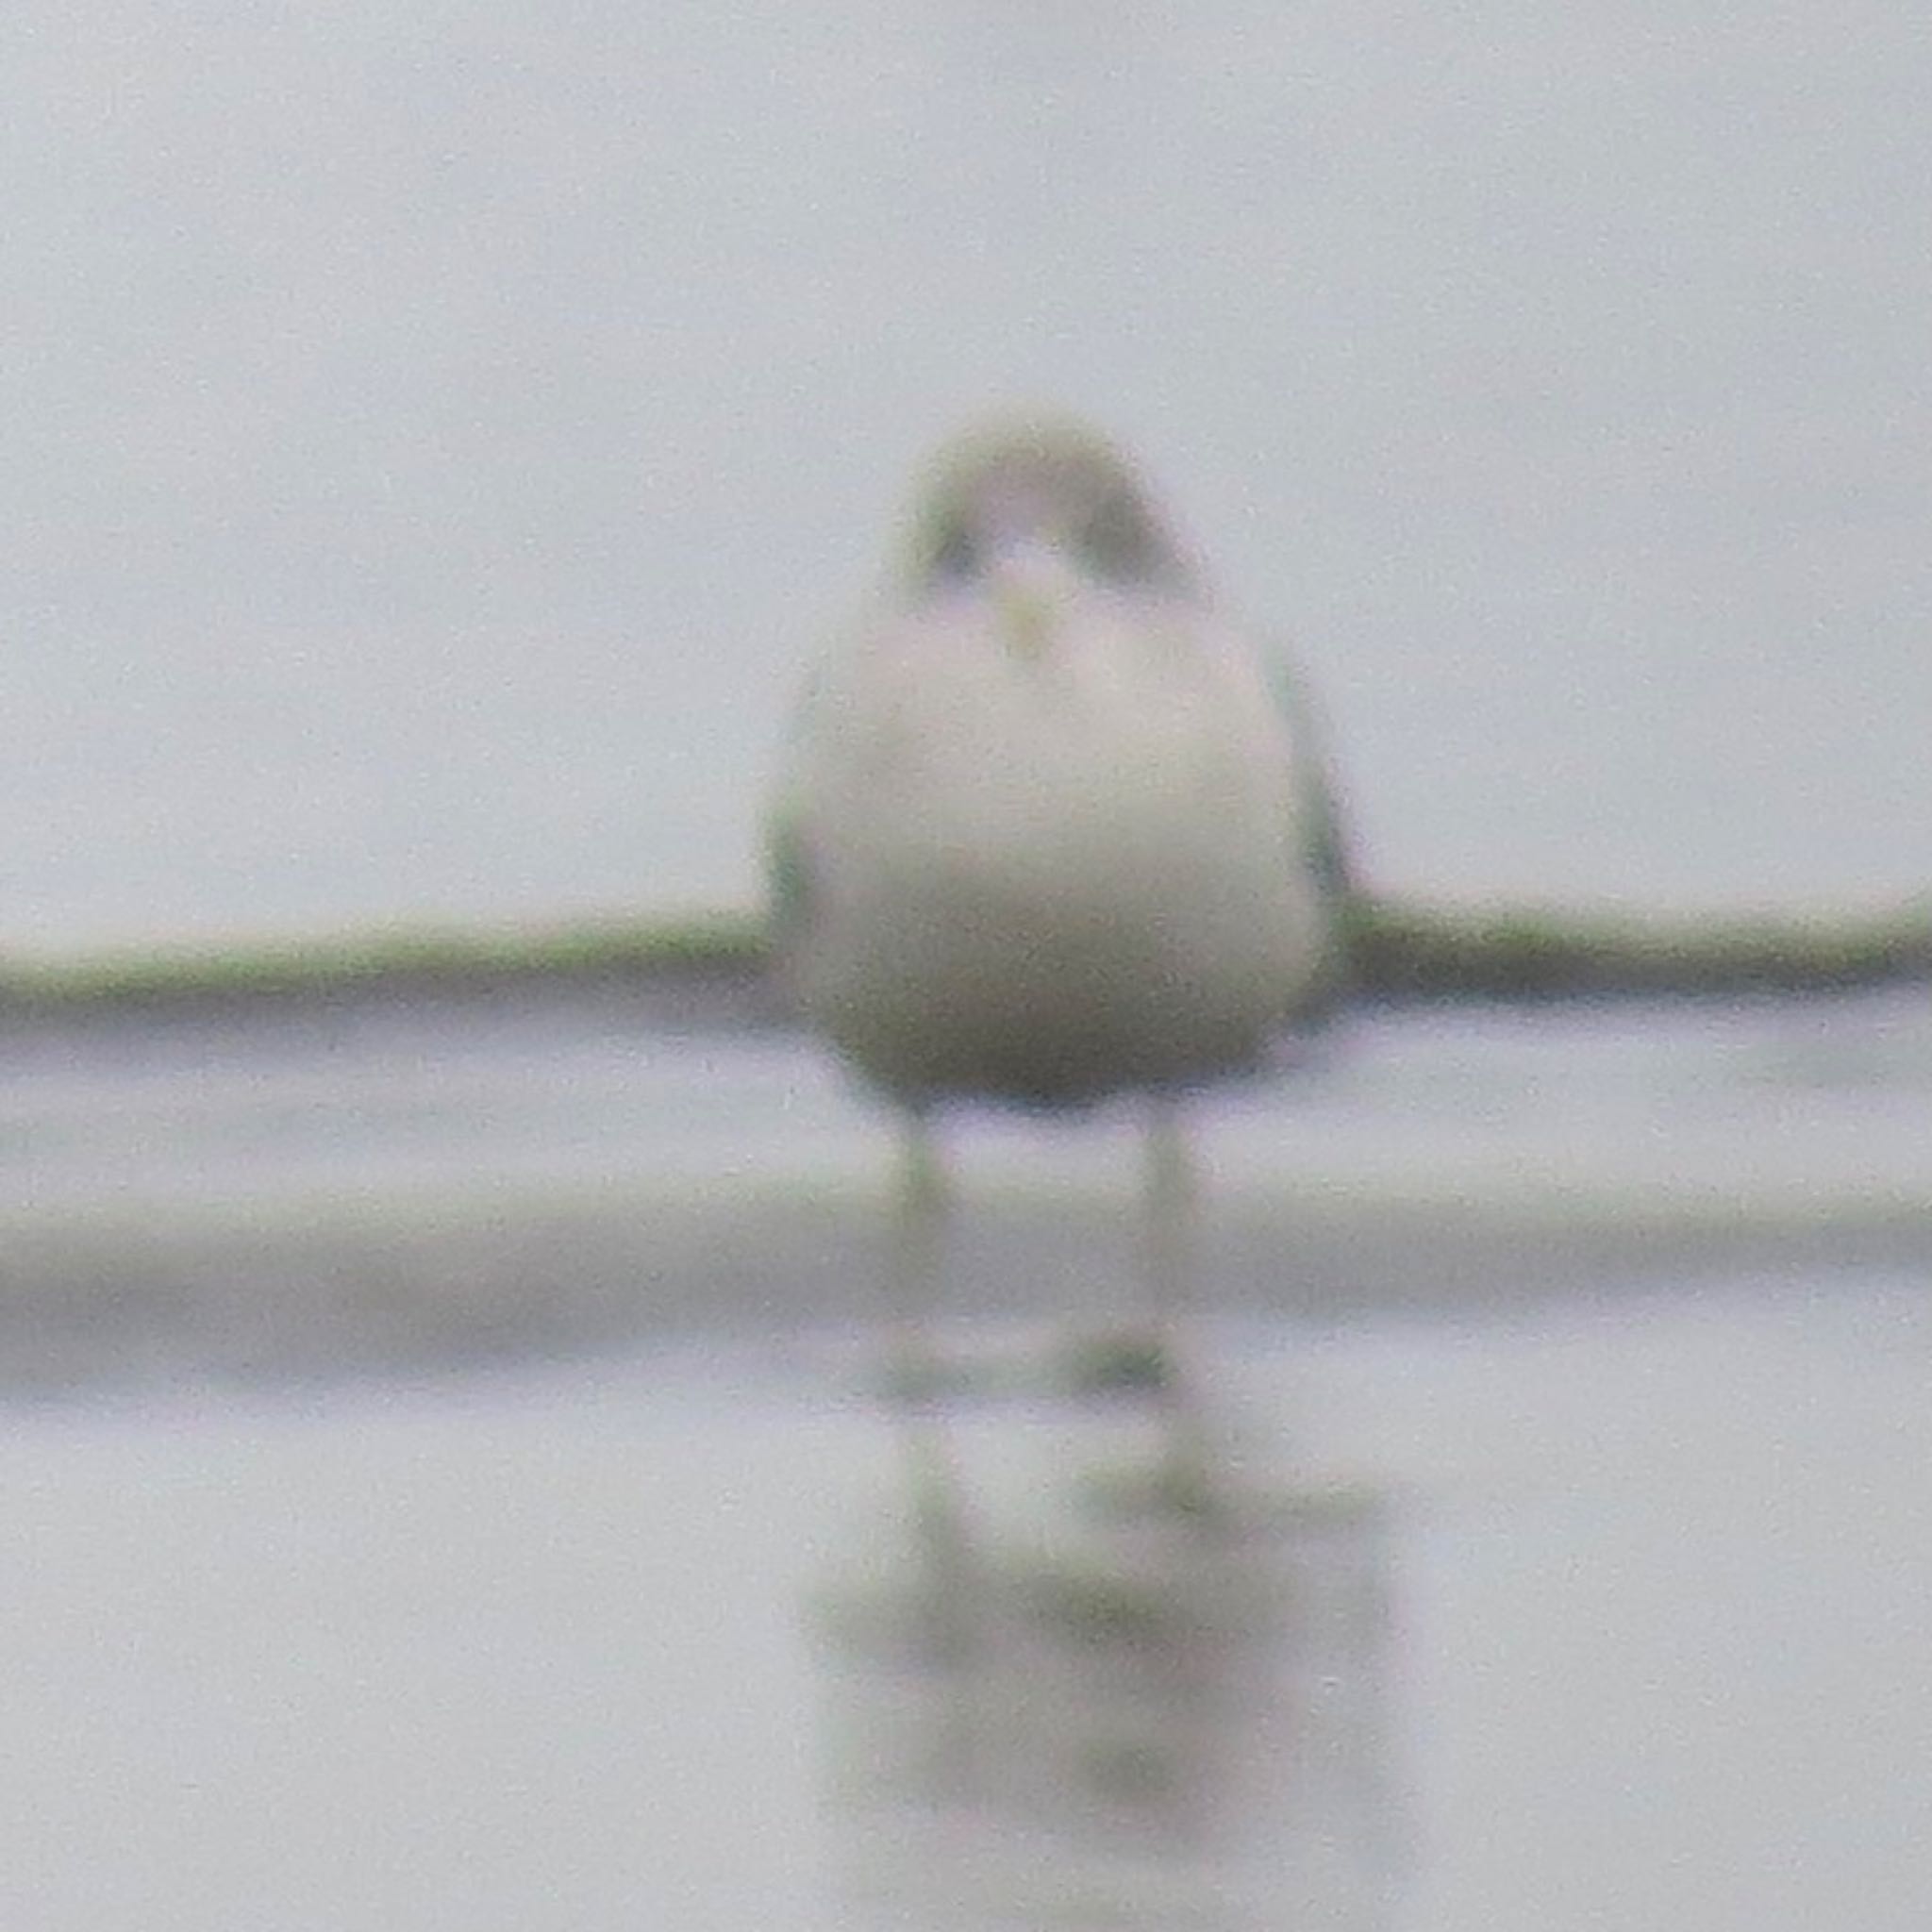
[904,415,1195,656]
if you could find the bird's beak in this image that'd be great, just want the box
[991,543,1062,660]
[996,580,1055,658]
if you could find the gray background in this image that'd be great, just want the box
[6,0,1926,951]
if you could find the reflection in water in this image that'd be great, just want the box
[808,1333,1402,1929]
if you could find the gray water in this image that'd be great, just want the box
[4,8,1929,1926]
[5,0,1929,952]
[1,992,1928,1928]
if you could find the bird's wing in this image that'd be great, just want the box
[1269,649,1357,903]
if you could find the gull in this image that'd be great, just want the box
[765,413,1349,1376]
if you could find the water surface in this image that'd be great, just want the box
[0,992,1925,1928]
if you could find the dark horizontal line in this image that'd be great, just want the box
[0,893,1926,1035]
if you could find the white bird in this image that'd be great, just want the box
[765,413,1348,1367]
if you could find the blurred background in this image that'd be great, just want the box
[2,5,1928,1930]
[4,0,1926,955]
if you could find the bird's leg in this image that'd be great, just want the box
[887,1107,949,1398]
[1140,1091,1216,1504]
[884,1108,976,1646]
[1139,1091,1196,1356]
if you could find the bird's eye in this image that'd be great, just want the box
[1076,488,1165,583]
[925,516,982,583]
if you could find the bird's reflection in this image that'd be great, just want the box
[808,1328,1403,1930]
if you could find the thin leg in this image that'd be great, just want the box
[1140,1091,1198,1340]
[883,1108,975,1645]
[886,1107,948,1392]
[1141,1091,1216,1496]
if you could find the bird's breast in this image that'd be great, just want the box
[777,591,1333,1103]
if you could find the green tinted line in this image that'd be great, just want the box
[0,913,770,1011]
[1343,895,1932,1003]
[0,898,1924,1016]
